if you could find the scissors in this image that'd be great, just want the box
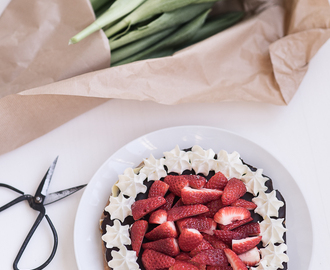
[0,157,87,270]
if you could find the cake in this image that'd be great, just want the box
[100,145,288,270]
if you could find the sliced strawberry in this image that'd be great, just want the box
[184,174,207,189]
[181,187,223,205]
[177,216,211,233]
[142,238,180,257]
[202,199,223,218]
[145,221,178,241]
[191,249,228,266]
[231,199,257,210]
[214,206,251,226]
[167,204,209,221]
[159,192,176,211]
[170,260,200,270]
[218,217,253,231]
[237,247,260,266]
[201,218,217,235]
[190,261,207,270]
[232,236,262,254]
[149,209,167,224]
[206,266,233,270]
[190,239,215,257]
[213,230,247,246]
[148,180,169,198]
[205,171,228,190]
[142,249,175,270]
[175,252,192,261]
[179,228,203,252]
[232,222,260,236]
[172,198,184,208]
[223,248,248,270]
[221,178,246,206]
[130,220,148,256]
[201,233,228,250]
[131,196,166,220]
[164,175,189,197]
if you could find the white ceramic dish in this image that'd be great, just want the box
[74,125,312,270]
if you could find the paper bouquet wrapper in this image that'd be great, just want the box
[0,0,330,155]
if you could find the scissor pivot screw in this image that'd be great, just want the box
[35,196,43,203]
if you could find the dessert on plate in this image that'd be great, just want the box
[100,145,288,270]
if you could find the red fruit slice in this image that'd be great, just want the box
[206,266,233,270]
[179,228,203,252]
[159,192,176,211]
[184,175,207,189]
[202,199,223,218]
[164,175,189,196]
[167,204,209,221]
[231,199,257,210]
[205,171,228,190]
[202,233,228,250]
[223,248,248,270]
[219,217,253,231]
[181,187,223,205]
[172,198,184,208]
[142,238,180,257]
[221,178,246,206]
[130,220,148,256]
[213,230,247,246]
[237,247,261,266]
[214,206,251,226]
[232,236,262,254]
[175,252,192,261]
[190,239,215,257]
[131,196,166,220]
[148,180,169,198]
[201,218,217,235]
[191,249,228,266]
[145,221,178,241]
[176,216,211,233]
[170,260,200,270]
[149,209,167,224]
[232,222,260,236]
[142,249,175,270]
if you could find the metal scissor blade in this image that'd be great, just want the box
[34,157,59,199]
[43,184,87,205]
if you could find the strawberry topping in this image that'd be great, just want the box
[191,249,229,266]
[230,199,257,210]
[159,192,176,211]
[223,248,248,270]
[170,260,200,270]
[149,209,167,224]
[177,216,212,233]
[142,237,180,257]
[179,228,204,252]
[130,220,148,257]
[164,175,189,197]
[237,247,261,266]
[205,171,228,190]
[221,178,246,206]
[145,221,178,241]
[181,187,223,205]
[167,204,209,221]
[148,180,169,198]
[131,196,166,220]
[232,236,262,254]
[214,206,251,226]
[190,239,215,257]
[184,174,207,189]
[142,249,175,270]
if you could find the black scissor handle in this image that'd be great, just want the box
[13,209,58,270]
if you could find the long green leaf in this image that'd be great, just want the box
[112,9,210,66]
[109,2,214,49]
[110,27,176,63]
[104,0,218,38]
[69,0,146,44]
[177,11,244,50]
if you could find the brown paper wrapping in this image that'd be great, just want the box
[0,0,329,155]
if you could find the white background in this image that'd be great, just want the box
[1,1,330,269]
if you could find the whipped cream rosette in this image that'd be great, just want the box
[100,145,288,270]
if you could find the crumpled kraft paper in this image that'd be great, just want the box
[0,0,329,155]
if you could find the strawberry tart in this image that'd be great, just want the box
[100,145,288,270]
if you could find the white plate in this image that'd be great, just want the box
[74,125,312,270]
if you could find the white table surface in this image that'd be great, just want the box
[1,2,330,270]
